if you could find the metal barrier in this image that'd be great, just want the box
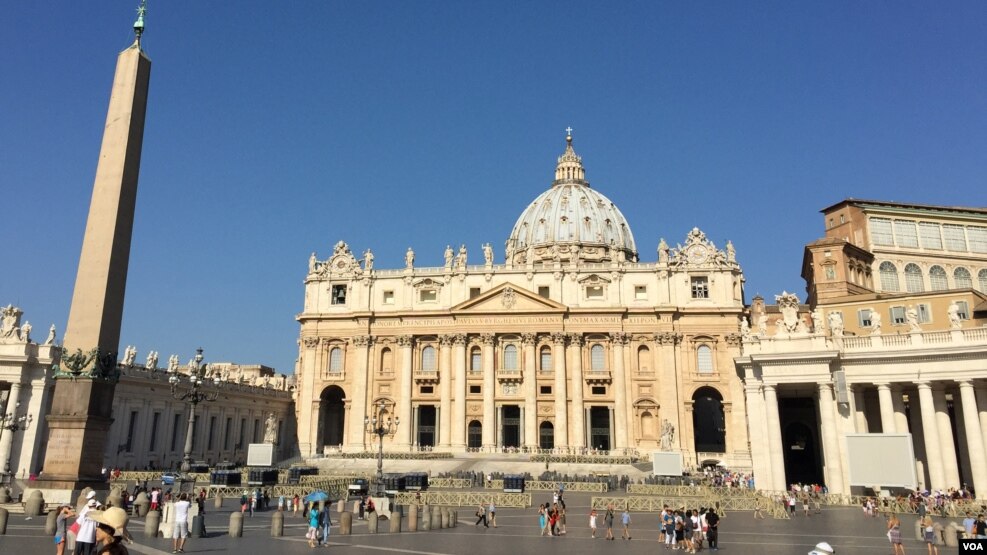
[393,491,531,508]
[428,478,472,489]
[484,480,607,492]
[591,493,790,520]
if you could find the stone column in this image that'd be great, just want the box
[395,335,414,449]
[298,339,319,455]
[818,382,846,494]
[568,334,585,450]
[347,336,372,451]
[876,383,897,434]
[451,334,467,450]
[0,383,22,473]
[552,333,568,449]
[977,387,987,465]
[850,385,868,433]
[438,335,453,448]
[481,334,496,449]
[744,381,773,489]
[933,386,961,488]
[916,382,945,490]
[892,386,910,434]
[522,334,538,450]
[611,333,629,450]
[763,384,787,491]
[957,380,987,497]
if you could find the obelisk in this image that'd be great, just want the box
[39,3,152,490]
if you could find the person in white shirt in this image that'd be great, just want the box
[172,493,191,553]
[76,492,99,555]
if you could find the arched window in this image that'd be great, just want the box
[539,421,554,449]
[590,344,605,371]
[421,346,436,371]
[930,265,948,291]
[979,269,987,293]
[692,387,725,453]
[470,347,481,373]
[697,345,714,374]
[504,344,518,370]
[328,347,343,373]
[380,348,392,374]
[637,346,651,373]
[540,346,552,372]
[879,262,899,292]
[904,263,924,293]
[467,421,482,449]
[955,267,973,289]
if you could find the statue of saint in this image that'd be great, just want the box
[44,324,56,345]
[828,311,844,337]
[363,249,374,271]
[659,419,676,451]
[308,252,317,273]
[905,306,921,332]
[947,301,963,329]
[868,308,882,335]
[264,412,278,444]
[146,350,158,371]
[483,243,493,265]
[456,244,468,270]
[726,240,736,263]
[20,321,32,343]
[405,247,415,269]
[657,239,670,264]
[444,245,454,268]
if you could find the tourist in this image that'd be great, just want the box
[558,505,566,535]
[91,507,131,555]
[621,507,632,540]
[319,503,332,547]
[307,503,320,548]
[705,508,720,551]
[294,494,301,516]
[963,511,975,538]
[674,510,685,548]
[149,488,159,512]
[172,493,191,554]
[808,541,835,555]
[922,515,938,555]
[474,503,488,527]
[975,514,987,539]
[663,508,676,549]
[692,509,704,551]
[802,494,810,517]
[488,501,497,528]
[682,509,695,553]
[604,503,615,540]
[886,514,904,555]
[589,508,598,538]
[539,504,548,536]
[753,497,764,519]
[55,505,76,555]
[358,496,366,520]
[549,505,559,536]
[76,492,100,555]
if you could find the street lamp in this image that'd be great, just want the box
[169,348,221,473]
[0,402,33,484]
[364,400,399,496]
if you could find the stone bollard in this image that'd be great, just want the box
[271,511,284,537]
[214,493,224,510]
[0,507,9,535]
[352,500,360,517]
[421,504,431,531]
[453,510,458,527]
[229,511,244,538]
[408,504,418,531]
[933,523,944,545]
[432,506,443,529]
[337,499,344,513]
[46,509,60,535]
[945,522,963,547]
[368,513,379,534]
[443,508,451,528]
[145,511,161,538]
[134,492,149,517]
[0,487,9,504]
[24,490,44,517]
[389,507,402,533]
[340,511,352,535]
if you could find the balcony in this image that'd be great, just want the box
[323,370,345,381]
[583,370,612,384]
[496,369,523,384]
[691,372,721,382]
[413,370,439,385]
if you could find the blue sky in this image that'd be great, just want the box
[3,1,985,374]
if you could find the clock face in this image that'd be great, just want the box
[686,244,709,264]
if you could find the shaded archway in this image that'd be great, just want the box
[539,421,555,449]
[319,386,346,451]
[467,420,482,449]
[783,421,822,486]
[692,387,725,453]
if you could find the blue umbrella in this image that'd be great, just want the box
[305,490,330,503]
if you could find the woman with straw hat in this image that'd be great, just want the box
[89,506,131,555]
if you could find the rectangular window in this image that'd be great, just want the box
[870,218,894,246]
[331,284,347,305]
[586,285,604,299]
[957,301,970,320]
[420,386,434,394]
[470,351,481,373]
[171,413,182,452]
[917,304,931,323]
[469,385,481,394]
[382,290,394,304]
[634,285,647,300]
[540,350,552,372]
[419,289,437,302]
[942,224,967,251]
[149,412,161,452]
[469,287,481,299]
[919,222,943,250]
[893,220,919,248]
[126,411,139,452]
[968,226,987,254]
[538,286,550,298]
[207,416,217,450]
[253,419,261,443]
[224,417,232,450]
[840,214,846,224]
[857,309,872,328]
[890,305,906,325]
[239,418,246,449]
[691,277,709,299]
[591,386,606,395]
[539,386,553,395]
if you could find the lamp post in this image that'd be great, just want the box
[169,348,221,473]
[364,400,399,496]
[0,402,33,484]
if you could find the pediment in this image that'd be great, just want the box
[451,282,567,313]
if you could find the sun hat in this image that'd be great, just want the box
[89,507,129,537]
[808,541,835,555]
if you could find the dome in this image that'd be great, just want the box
[505,134,638,265]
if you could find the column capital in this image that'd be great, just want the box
[611,332,630,345]
[654,332,681,345]
[480,333,496,345]
[763,383,778,393]
[956,379,976,388]
[302,337,319,349]
[452,333,467,346]
[874,382,891,390]
[438,334,455,346]
[568,333,584,347]
[352,335,373,347]
[551,332,568,345]
[521,333,537,345]
[396,335,414,347]
[915,381,933,390]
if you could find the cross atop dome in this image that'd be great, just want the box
[555,128,585,185]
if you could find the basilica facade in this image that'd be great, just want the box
[295,135,752,470]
